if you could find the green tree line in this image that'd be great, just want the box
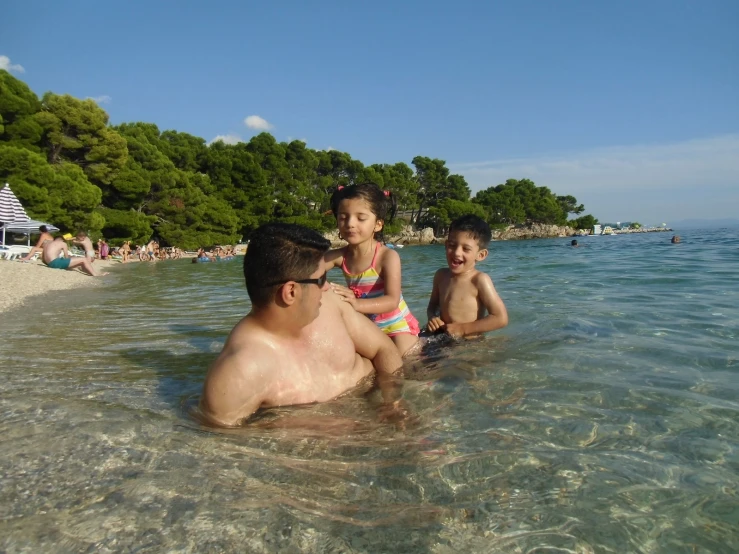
[0,70,597,248]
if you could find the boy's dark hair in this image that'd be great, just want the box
[330,183,397,242]
[448,215,492,248]
[243,223,330,307]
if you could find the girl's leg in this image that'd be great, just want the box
[391,333,420,357]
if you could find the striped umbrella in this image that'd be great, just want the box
[0,183,31,245]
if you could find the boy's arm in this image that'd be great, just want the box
[446,273,508,337]
[426,269,445,331]
[426,269,442,320]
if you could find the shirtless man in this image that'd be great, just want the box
[146,240,159,261]
[42,236,105,276]
[73,232,96,263]
[120,240,131,263]
[200,223,405,427]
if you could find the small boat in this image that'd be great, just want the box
[601,226,615,235]
[385,243,404,249]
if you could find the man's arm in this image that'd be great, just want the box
[337,294,403,403]
[199,349,269,427]
[446,273,508,337]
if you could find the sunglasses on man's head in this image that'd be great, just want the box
[262,271,327,288]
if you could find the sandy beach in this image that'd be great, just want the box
[0,258,121,314]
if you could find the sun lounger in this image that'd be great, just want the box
[0,245,31,260]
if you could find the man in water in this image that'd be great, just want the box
[671,235,681,244]
[200,223,405,427]
[42,236,105,276]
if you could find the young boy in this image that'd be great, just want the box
[426,215,508,338]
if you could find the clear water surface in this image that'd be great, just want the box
[1,228,738,553]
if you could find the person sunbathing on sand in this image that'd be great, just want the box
[19,225,55,262]
[42,237,107,276]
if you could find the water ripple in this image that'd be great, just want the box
[1,229,738,552]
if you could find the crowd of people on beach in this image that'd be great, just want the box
[11,226,223,271]
[193,245,236,263]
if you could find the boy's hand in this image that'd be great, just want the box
[444,322,465,338]
[427,317,445,333]
[330,283,357,308]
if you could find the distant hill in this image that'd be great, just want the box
[669,218,739,230]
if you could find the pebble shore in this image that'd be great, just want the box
[0,258,119,314]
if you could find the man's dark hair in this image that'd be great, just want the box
[244,223,330,307]
[448,215,492,248]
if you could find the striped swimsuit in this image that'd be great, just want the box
[341,243,420,337]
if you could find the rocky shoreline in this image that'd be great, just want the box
[325,224,673,247]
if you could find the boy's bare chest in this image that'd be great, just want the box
[440,279,480,321]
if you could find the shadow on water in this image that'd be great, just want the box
[119,346,213,413]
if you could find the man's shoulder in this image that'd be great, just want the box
[320,287,349,317]
[206,319,278,388]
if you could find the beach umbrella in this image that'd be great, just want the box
[4,219,60,246]
[0,183,31,245]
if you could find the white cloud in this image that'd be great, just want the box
[208,134,243,145]
[287,136,307,143]
[244,115,273,131]
[0,55,25,74]
[450,135,739,223]
[87,95,112,104]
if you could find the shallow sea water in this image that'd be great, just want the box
[1,228,738,553]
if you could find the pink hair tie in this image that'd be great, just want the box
[383,190,391,197]
[337,185,345,191]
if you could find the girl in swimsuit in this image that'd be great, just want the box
[324,183,420,356]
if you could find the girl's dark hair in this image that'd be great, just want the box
[39,225,49,233]
[330,182,397,242]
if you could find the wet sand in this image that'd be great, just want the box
[0,258,120,314]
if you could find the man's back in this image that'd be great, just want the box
[42,239,65,264]
[200,290,374,426]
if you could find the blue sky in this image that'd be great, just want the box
[3,0,738,224]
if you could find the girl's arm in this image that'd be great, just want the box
[340,247,402,315]
[323,248,345,271]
